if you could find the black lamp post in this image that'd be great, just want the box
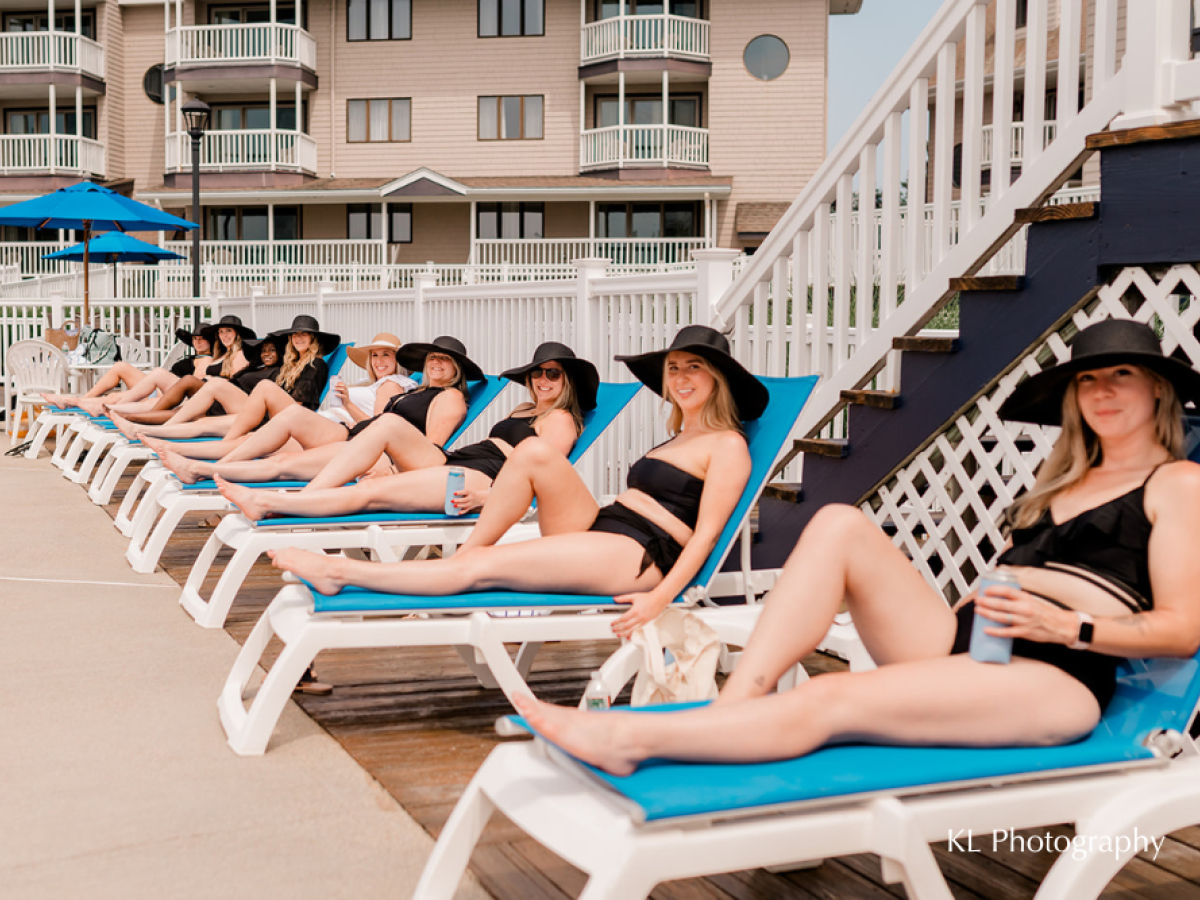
[182,98,210,312]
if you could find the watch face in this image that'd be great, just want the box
[1079,621,1095,645]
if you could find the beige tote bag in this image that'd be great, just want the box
[630,608,721,706]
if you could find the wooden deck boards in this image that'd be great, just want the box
[95,467,1200,900]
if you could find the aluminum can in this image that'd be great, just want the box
[970,568,1020,664]
[444,466,466,516]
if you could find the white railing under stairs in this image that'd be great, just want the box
[712,0,1200,445]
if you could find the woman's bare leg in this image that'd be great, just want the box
[159,442,346,485]
[218,467,462,520]
[43,362,159,408]
[115,413,235,441]
[305,415,446,490]
[458,438,598,552]
[718,505,957,704]
[156,378,249,425]
[217,403,348,463]
[219,381,302,443]
[514,654,1101,776]
[112,375,204,417]
[269,528,658,598]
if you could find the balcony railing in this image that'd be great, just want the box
[981,121,1059,167]
[163,240,385,266]
[581,14,710,64]
[165,130,318,174]
[0,135,104,177]
[581,124,708,170]
[472,237,710,267]
[0,31,105,80]
[166,24,317,70]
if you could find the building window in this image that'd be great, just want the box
[348,204,384,240]
[2,11,95,39]
[478,96,543,140]
[743,35,789,81]
[479,0,543,37]
[348,99,410,142]
[209,4,299,25]
[211,104,303,131]
[596,94,700,128]
[476,203,544,240]
[596,202,700,238]
[596,1,702,18]
[6,109,96,139]
[207,207,301,240]
[390,204,413,243]
[348,0,410,40]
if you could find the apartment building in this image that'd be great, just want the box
[0,0,861,270]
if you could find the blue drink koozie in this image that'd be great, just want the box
[969,568,1019,664]
[444,467,466,516]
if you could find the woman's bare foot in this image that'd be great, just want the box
[157,445,211,485]
[108,410,140,440]
[216,476,275,521]
[40,393,69,409]
[267,548,346,595]
[77,397,107,417]
[511,694,643,776]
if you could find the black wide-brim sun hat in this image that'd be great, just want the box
[615,324,769,420]
[242,336,283,368]
[268,314,341,357]
[175,322,213,346]
[397,335,485,383]
[998,318,1200,426]
[501,342,600,411]
[211,314,257,342]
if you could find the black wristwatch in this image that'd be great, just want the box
[1070,611,1095,650]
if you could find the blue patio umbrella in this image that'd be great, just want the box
[0,181,196,319]
[43,232,186,301]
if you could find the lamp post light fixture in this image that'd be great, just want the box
[182,98,210,313]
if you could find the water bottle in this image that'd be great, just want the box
[444,466,466,516]
[969,567,1020,664]
[584,671,610,711]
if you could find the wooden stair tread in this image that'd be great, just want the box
[1087,119,1200,150]
[948,275,1024,292]
[893,335,960,353]
[840,389,899,409]
[761,482,802,503]
[1014,202,1098,224]
[791,438,848,458]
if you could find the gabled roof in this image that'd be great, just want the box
[379,168,468,197]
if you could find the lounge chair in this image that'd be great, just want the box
[122,374,509,574]
[216,375,818,755]
[179,380,641,628]
[4,339,69,441]
[416,651,1200,900]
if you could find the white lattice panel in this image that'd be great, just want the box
[861,264,1200,603]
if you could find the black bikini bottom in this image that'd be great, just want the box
[442,440,506,481]
[589,502,683,577]
[951,602,1119,710]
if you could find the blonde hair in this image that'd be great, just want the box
[663,356,742,435]
[277,334,321,392]
[218,333,244,378]
[526,369,584,434]
[358,349,398,386]
[422,354,469,397]
[1006,368,1184,530]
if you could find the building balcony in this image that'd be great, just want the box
[165,130,317,175]
[980,120,1058,167]
[0,31,105,82]
[0,135,104,178]
[472,237,710,268]
[581,14,709,65]
[581,124,708,171]
[166,24,316,74]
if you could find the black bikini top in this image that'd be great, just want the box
[487,414,538,446]
[997,467,1163,612]
[627,448,704,529]
[381,386,446,433]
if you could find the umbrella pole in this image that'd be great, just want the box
[82,221,91,325]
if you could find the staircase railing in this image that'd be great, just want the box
[712,0,1193,443]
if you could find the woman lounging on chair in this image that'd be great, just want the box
[145,334,475,483]
[269,325,767,641]
[216,341,598,519]
[109,315,335,440]
[498,319,1200,776]
[40,323,216,415]
[140,333,414,467]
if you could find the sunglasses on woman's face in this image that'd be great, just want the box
[529,366,564,382]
